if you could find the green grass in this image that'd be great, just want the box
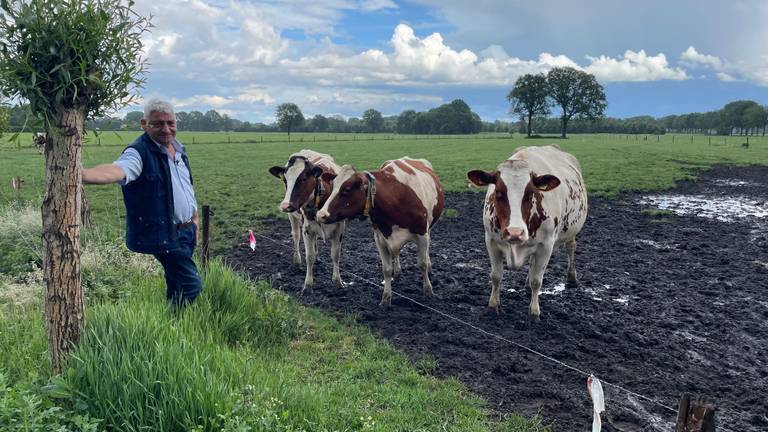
[4,259,545,431]
[2,131,768,430]
[641,209,674,217]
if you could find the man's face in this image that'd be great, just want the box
[141,111,177,146]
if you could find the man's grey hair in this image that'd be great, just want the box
[143,99,176,119]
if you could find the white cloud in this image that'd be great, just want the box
[236,88,276,105]
[278,24,690,87]
[716,72,737,82]
[172,95,232,108]
[585,50,688,82]
[679,46,768,86]
[680,46,723,69]
[360,0,398,11]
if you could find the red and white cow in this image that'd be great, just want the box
[467,145,588,318]
[316,158,445,306]
[269,149,346,292]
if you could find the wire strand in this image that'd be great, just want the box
[250,230,740,431]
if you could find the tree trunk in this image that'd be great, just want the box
[43,108,85,374]
[527,113,532,137]
[561,116,569,138]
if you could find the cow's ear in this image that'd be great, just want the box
[532,174,560,191]
[269,166,286,178]
[321,172,337,183]
[309,165,324,178]
[467,170,497,186]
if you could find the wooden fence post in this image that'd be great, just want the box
[675,393,716,432]
[201,205,211,269]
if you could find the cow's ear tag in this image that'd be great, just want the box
[533,174,560,191]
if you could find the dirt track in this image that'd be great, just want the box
[227,165,768,431]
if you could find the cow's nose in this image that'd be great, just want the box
[280,202,294,212]
[316,210,328,223]
[502,227,526,242]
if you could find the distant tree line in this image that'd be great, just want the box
[509,100,768,136]
[3,96,765,137]
[274,99,483,135]
[2,98,483,135]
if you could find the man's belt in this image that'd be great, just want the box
[175,220,195,230]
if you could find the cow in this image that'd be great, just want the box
[466,144,588,319]
[32,133,46,154]
[316,157,445,306]
[269,150,347,293]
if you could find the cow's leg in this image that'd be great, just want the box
[302,226,318,293]
[486,235,504,311]
[289,214,302,265]
[565,239,578,286]
[525,254,536,290]
[416,234,433,297]
[527,244,554,318]
[374,231,394,306]
[330,223,344,288]
[393,254,402,277]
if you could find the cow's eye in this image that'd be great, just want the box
[495,191,504,199]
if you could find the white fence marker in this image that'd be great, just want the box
[587,375,605,432]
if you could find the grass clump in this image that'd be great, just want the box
[0,203,42,276]
[443,207,460,218]
[641,209,674,217]
[53,261,300,431]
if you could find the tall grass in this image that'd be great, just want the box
[51,261,299,431]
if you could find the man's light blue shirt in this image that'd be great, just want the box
[114,138,198,224]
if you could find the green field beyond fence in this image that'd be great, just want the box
[2,132,767,252]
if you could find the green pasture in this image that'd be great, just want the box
[2,132,766,252]
[1,132,767,430]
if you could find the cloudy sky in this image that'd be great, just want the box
[130,0,768,123]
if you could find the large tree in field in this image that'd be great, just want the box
[507,73,550,137]
[396,109,417,134]
[362,108,384,133]
[0,0,149,373]
[275,102,304,137]
[547,67,606,138]
[740,103,766,135]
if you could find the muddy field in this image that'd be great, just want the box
[228,165,768,431]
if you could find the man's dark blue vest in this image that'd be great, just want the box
[121,133,193,254]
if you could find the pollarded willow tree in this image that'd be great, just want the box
[0,0,150,373]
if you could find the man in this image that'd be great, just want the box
[82,99,202,306]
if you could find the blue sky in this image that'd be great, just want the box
[130,0,768,123]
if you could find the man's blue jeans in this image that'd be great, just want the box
[153,224,202,306]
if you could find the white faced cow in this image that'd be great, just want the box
[316,158,445,306]
[467,145,588,318]
[269,149,346,292]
